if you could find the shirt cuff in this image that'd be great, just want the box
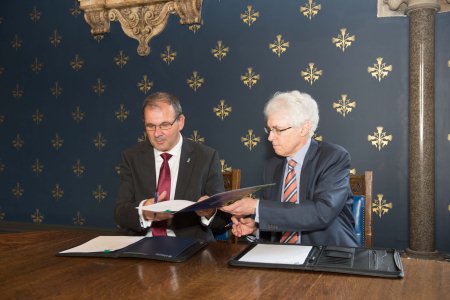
[254,199,260,223]
[138,199,152,228]
[201,209,217,226]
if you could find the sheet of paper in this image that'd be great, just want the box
[238,244,313,265]
[59,236,145,253]
[140,200,193,213]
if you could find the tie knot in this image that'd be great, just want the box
[288,159,297,170]
[161,153,172,161]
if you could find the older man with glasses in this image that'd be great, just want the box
[115,92,228,240]
[222,90,358,247]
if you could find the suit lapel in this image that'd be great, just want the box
[300,139,318,202]
[273,159,285,202]
[175,139,194,199]
[140,142,157,193]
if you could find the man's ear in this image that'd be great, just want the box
[178,114,185,131]
[300,121,312,137]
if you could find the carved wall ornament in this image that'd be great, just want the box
[378,0,450,17]
[79,0,203,56]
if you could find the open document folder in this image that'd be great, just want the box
[140,183,275,213]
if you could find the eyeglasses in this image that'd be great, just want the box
[145,114,181,131]
[264,126,292,135]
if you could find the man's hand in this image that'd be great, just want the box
[220,197,257,218]
[195,195,216,218]
[231,216,257,237]
[142,191,173,221]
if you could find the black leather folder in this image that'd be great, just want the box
[229,243,404,278]
[57,236,207,262]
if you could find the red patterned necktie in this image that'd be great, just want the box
[280,159,300,244]
[151,152,172,237]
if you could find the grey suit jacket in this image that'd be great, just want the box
[259,139,358,247]
[114,138,227,241]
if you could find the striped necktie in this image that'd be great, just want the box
[280,159,300,244]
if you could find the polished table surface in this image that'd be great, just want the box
[0,230,449,299]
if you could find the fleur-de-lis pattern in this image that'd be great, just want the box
[0,1,448,250]
[31,208,44,224]
[373,194,393,218]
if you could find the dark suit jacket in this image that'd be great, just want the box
[114,138,227,241]
[259,139,359,247]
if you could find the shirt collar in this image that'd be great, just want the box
[288,138,311,166]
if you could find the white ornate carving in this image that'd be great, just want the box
[379,0,448,16]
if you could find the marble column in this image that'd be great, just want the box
[405,1,440,258]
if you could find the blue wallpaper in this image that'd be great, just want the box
[0,0,449,251]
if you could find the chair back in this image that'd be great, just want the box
[350,171,373,247]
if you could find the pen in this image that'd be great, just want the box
[154,192,158,204]
[224,222,233,229]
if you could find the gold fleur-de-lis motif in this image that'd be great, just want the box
[188,130,205,144]
[93,133,107,150]
[220,159,232,172]
[373,194,393,218]
[368,57,392,82]
[448,134,450,141]
[32,159,44,175]
[30,58,43,73]
[241,5,259,26]
[213,99,232,120]
[332,28,355,52]
[241,67,260,89]
[138,74,153,94]
[332,94,356,117]
[313,133,323,141]
[51,133,64,150]
[138,131,147,143]
[52,184,64,200]
[49,29,62,47]
[0,161,5,173]
[350,168,357,175]
[72,106,85,123]
[31,208,44,224]
[93,78,106,96]
[51,81,63,98]
[92,34,104,43]
[12,134,24,150]
[448,60,450,68]
[73,211,85,225]
[211,41,229,61]
[300,0,322,20]
[188,23,202,33]
[301,62,323,85]
[32,109,44,124]
[115,104,129,122]
[93,185,107,202]
[70,54,84,71]
[29,6,41,22]
[115,164,121,176]
[0,65,4,75]
[114,50,129,68]
[70,0,82,17]
[11,35,22,50]
[12,182,24,199]
[368,126,393,150]
[0,113,4,123]
[187,71,205,91]
[72,159,85,177]
[161,46,177,65]
[241,129,260,150]
[12,84,24,99]
[269,35,289,57]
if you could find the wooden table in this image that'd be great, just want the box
[0,231,449,299]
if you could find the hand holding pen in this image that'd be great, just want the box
[142,191,172,221]
[226,216,257,237]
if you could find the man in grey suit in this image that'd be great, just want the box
[115,92,227,241]
[222,90,358,247]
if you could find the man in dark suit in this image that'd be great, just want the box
[222,91,358,247]
[115,92,227,241]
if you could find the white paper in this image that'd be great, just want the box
[140,200,193,213]
[238,244,313,265]
[59,236,145,253]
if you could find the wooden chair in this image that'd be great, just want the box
[350,171,373,248]
[217,169,241,242]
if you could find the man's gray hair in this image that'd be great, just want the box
[264,90,319,138]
